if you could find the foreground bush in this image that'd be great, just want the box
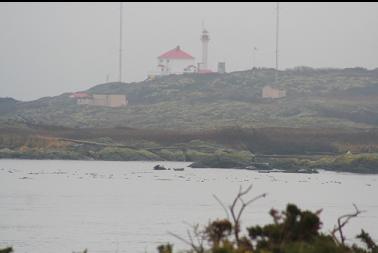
[0,247,13,253]
[159,186,377,253]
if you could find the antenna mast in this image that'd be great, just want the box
[252,46,258,69]
[275,2,279,71]
[119,2,123,83]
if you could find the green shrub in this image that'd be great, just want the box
[156,149,185,161]
[161,203,377,253]
[97,147,160,161]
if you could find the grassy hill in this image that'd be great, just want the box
[2,122,378,173]
[1,67,378,129]
[0,97,19,114]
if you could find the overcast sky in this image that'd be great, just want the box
[0,2,377,101]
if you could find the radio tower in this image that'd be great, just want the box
[119,2,123,83]
[275,2,280,71]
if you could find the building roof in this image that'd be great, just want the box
[198,69,213,74]
[158,46,194,60]
[70,92,91,98]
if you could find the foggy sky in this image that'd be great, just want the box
[0,2,377,101]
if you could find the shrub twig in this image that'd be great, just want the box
[331,204,365,246]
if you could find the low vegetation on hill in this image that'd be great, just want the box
[0,98,19,114]
[1,67,378,129]
[2,67,378,173]
[268,153,378,174]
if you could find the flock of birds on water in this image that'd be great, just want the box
[0,166,375,187]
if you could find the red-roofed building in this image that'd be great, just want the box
[158,46,194,60]
[156,46,196,75]
[147,29,216,79]
[70,92,93,105]
[70,92,91,98]
[197,69,213,74]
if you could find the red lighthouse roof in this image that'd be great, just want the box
[158,46,194,60]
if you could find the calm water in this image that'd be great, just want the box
[0,159,377,253]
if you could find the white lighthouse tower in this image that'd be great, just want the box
[199,28,211,73]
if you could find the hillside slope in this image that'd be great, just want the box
[2,67,378,129]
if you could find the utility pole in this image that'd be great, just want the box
[275,2,279,71]
[274,2,280,84]
[119,2,123,83]
[252,46,258,69]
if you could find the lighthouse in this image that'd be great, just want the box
[156,46,196,76]
[148,28,215,79]
[200,29,210,70]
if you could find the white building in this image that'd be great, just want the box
[156,46,196,76]
[147,28,216,79]
[262,85,286,99]
[92,94,128,107]
[200,29,210,71]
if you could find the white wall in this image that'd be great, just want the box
[158,58,195,74]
